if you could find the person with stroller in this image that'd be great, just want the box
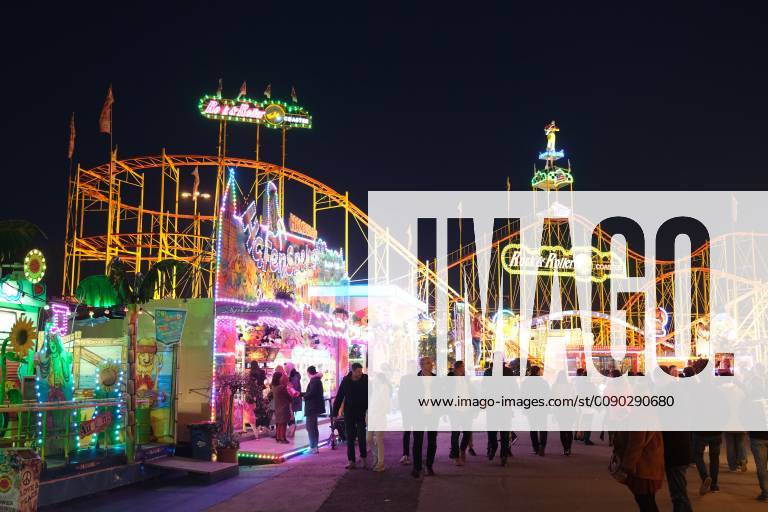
[332,363,369,469]
[303,366,324,454]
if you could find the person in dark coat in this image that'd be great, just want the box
[662,431,693,512]
[272,372,292,443]
[448,361,472,466]
[750,430,768,502]
[332,363,368,468]
[287,364,303,416]
[303,366,325,453]
[411,357,438,478]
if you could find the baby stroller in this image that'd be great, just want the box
[327,397,347,450]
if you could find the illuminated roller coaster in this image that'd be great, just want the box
[444,122,768,369]
[61,110,768,370]
[62,153,459,305]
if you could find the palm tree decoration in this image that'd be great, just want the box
[97,256,192,462]
[0,220,45,265]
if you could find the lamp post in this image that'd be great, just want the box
[180,189,211,297]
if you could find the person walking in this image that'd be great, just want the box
[448,361,472,466]
[332,363,369,469]
[613,431,664,512]
[271,372,292,444]
[411,356,438,478]
[399,360,417,465]
[693,431,723,494]
[524,365,549,456]
[575,367,596,445]
[725,431,748,472]
[483,357,515,466]
[367,372,390,472]
[302,366,324,454]
[750,430,768,502]
[662,431,693,512]
[553,371,576,456]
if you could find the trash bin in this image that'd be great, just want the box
[0,448,42,512]
[187,421,218,461]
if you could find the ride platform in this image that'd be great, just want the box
[145,456,239,483]
[237,420,334,463]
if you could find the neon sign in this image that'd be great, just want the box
[500,243,626,283]
[241,201,319,277]
[198,95,312,129]
[289,213,317,239]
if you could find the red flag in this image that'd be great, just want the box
[216,78,223,97]
[290,85,297,103]
[237,81,247,99]
[264,83,271,99]
[99,84,114,134]
[67,112,76,160]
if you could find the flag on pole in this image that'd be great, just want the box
[216,78,223,97]
[99,84,114,134]
[191,166,200,198]
[264,83,272,99]
[67,112,76,160]
[291,86,297,103]
[237,81,247,99]
[506,176,510,191]
[111,145,118,161]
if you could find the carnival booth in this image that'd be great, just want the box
[308,284,426,382]
[212,174,348,436]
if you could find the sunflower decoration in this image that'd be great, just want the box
[9,317,36,357]
[97,360,121,394]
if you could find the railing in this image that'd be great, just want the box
[0,398,150,465]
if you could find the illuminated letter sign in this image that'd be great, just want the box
[500,243,625,283]
[198,95,312,129]
[289,213,318,239]
[241,202,319,277]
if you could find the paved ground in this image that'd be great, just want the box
[45,432,767,511]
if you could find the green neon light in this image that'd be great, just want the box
[198,95,312,129]
[531,167,574,188]
[500,243,625,283]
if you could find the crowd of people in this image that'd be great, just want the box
[261,357,768,511]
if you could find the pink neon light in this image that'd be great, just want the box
[215,297,347,330]
[204,100,266,120]
[216,314,348,340]
[50,303,72,337]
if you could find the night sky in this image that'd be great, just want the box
[2,2,766,293]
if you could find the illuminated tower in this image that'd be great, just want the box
[527,121,581,370]
[531,120,574,192]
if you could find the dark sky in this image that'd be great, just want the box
[2,2,766,293]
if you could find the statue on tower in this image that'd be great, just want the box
[545,120,559,153]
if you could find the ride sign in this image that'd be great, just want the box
[198,95,312,129]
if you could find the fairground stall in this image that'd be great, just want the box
[212,172,349,442]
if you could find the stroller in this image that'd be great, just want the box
[327,397,347,450]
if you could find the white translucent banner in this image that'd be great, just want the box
[367,191,768,431]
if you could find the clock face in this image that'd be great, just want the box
[264,104,285,126]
